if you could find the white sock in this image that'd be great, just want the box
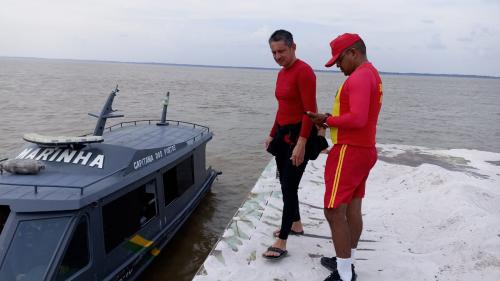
[351,248,357,266]
[337,257,352,281]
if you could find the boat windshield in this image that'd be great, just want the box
[0,216,71,281]
[0,205,10,236]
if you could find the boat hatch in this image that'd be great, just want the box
[23,133,104,147]
[0,216,71,280]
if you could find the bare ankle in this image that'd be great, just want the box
[273,239,287,249]
[292,221,303,231]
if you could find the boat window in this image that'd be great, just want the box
[55,217,90,281]
[0,217,71,281]
[102,180,157,253]
[163,155,194,205]
[0,205,10,236]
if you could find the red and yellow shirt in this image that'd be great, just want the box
[326,62,383,147]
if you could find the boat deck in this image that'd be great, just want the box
[193,144,500,281]
[0,120,212,212]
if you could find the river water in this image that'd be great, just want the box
[0,57,499,280]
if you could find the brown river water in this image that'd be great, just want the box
[0,57,499,280]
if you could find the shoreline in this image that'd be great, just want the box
[2,56,498,80]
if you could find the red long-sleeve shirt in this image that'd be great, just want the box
[326,62,383,147]
[270,59,317,139]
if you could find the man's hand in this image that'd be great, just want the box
[306,111,328,125]
[290,137,306,166]
[265,136,273,150]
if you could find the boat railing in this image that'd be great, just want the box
[104,119,211,144]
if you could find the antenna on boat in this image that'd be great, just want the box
[88,85,124,136]
[157,92,170,126]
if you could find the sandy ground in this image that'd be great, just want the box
[193,144,500,281]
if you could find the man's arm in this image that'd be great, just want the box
[297,67,317,138]
[266,116,278,150]
[291,66,316,166]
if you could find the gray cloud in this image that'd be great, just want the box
[0,0,499,76]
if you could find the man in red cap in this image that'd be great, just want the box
[307,33,383,281]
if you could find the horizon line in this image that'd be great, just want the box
[2,56,499,80]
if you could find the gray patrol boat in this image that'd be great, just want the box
[0,86,220,281]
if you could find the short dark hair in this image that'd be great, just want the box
[351,40,366,55]
[269,29,294,47]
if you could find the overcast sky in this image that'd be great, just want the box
[1,0,499,76]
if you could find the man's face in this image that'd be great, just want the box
[270,40,296,68]
[336,48,355,76]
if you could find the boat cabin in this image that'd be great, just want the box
[0,89,219,281]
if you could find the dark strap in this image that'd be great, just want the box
[267,246,287,254]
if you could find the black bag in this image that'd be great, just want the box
[266,123,328,160]
[305,125,329,160]
[266,136,280,156]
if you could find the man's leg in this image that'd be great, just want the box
[263,146,290,257]
[324,204,350,258]
[325,205,353,281]
[278,149,305,236]
[347,198,362,248]
[278,168,298,240]
[290,158,307,233]
[322,145,355,280]
[263,146,306,257]
[346,198,362,267]
[347,172,369,263]
[262,172,299,257]
[321,199,362,268]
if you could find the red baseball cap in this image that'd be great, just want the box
[325,33,362,67]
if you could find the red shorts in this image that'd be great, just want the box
[324,144,377,208]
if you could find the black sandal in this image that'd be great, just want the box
[262,246,288,260]
[273,229,304,238]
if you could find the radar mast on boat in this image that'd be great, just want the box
[157,92,170,126]
[88,85,124,136]
[22,86,125,148]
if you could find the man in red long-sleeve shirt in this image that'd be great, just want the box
[262,29,317,260]
[307,33,383,281]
